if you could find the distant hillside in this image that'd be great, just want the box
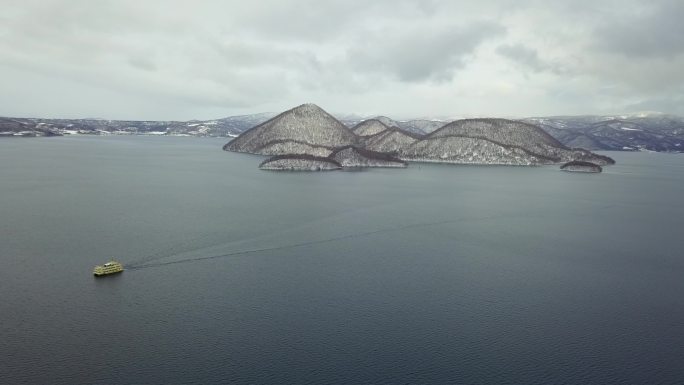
[523,114,684,152]
[341,115,444,136]
[0,113,277,138]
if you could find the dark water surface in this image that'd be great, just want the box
[1,136,683,384]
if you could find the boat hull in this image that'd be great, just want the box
[93,270,123,277]
[93,261,124,276]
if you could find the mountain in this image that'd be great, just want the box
[523,114,684,152]
[357,118,612,166]
[414,119,613,165]
[429,119,562,149]
[223,104,357,155]
[402,136,556,165]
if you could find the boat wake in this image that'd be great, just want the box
[124,231,222,268]
[126,215,502,271]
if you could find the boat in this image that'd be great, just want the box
[93,261,124,277]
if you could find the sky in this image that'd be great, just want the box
[1,0,683,120]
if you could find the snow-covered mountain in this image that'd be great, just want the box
[223,104,357,154]
[224,104,614,170]
[409,119,613,165]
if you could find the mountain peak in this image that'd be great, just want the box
[223,103,357,155]
[292,103,325,112]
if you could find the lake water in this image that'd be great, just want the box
[1,136,683,384]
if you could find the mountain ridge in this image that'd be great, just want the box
[4,109,681,154]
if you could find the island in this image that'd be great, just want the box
[224,103,615,172]
[259,155,342,171]
[560,161,603,173]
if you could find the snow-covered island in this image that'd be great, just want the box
[224,103,615,172]
[560,161,603,173]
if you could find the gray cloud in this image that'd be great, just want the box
[594,0,684,58]
[624,91,684,114]
[0,0,683,119]
[349,22,505,82]
[495,44,559,73]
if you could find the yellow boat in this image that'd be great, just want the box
[93,261,124,277]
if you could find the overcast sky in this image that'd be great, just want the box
[1,0,683,120]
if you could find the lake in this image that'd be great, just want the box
[1,136,683,384]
